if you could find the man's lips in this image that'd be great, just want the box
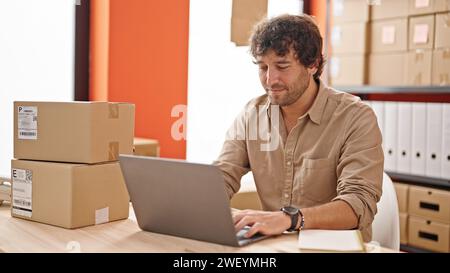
[268,89,286,93]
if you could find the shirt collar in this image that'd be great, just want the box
[306,78,328,125]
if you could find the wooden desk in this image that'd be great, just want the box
[0,204,398,253]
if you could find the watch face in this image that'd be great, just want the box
[283,206,298,215]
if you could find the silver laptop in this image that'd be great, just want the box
[119,155,269,247]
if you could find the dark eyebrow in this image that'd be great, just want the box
[252,60,291,65]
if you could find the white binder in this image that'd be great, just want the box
[442,104,450,179]
[384,102,398,172]
[397,103,412,174]
[426,103,443,178]
[371,101,385,149]
[411,103,427,176]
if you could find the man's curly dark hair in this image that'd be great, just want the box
[250,14,325,80]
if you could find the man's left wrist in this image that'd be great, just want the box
[280,206,300,232]
[296,209,305,231]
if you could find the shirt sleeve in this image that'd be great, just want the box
[332,103,384,234]
[212,108,251,199]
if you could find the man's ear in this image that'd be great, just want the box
[307,66,318,76]
[307,59,319,76]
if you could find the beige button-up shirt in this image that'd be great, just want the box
[213,79,384,242]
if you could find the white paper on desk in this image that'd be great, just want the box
[298,230,365,252]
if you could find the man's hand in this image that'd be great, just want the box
[232,209,291,238]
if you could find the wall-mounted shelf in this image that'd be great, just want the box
[386,171,450,190]
[336,86,450,94]
[333,86,450,103]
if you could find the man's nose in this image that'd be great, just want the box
[265,68,280,87]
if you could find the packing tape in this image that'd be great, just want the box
[108,142,119,161]
[108,103,119,119]
[415,50,425,63]
[440,74,449,85]
[443,48,450,58]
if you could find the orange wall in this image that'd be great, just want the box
[90,0,109,102]
[90,0,190,159]
[309,0,332,82]
[309,0,328,36]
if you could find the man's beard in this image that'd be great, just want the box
[266,76,310,106]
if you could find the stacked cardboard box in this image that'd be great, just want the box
[0,179,11,206]
[133,137,160,157]
[11,101,135,228]
[407,185,450,252]
[230,0,268,46]
[394,180,450,252]
[433,11,450,85]
[366,0,450,86]
[369,0,409,86]
[330,0,370,85]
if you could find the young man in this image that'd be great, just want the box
[213,15,383,242]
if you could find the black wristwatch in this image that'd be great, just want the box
[281,206,300,232]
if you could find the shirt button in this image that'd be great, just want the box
[287,161,291,166]
[284,194,289,198]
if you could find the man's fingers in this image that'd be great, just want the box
[244,223,264,238]
[232,212,247,224]
[234,215,255,232]
[232,209,260,224]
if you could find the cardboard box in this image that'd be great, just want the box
[406,50,433,85]
[371,0,409,20]
[370,19,408,53]
[408,216,450,252]
[14,101,135,164]
[409,0,446,15]
[432,48,450,85]
[394,182,409,213]
[11,159,130,229]
[409,15,435,50]
[330,54,367,86]
[400,212,408,244]
[230,191,262,210]
[0,180,11,205]
[230,178,262,210]
[408,185,450,223]
[368,52,407,85]
[332,22,368,54]
[435,12,450,49]
[231,0,267,46]
[133,137,160,157]
[333,0,370,23]
[434,0,450,12]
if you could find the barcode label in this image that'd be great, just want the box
[18,106,38,140]
[13,199,31,207]
[19,132,36,136]
[12,168,32,217]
